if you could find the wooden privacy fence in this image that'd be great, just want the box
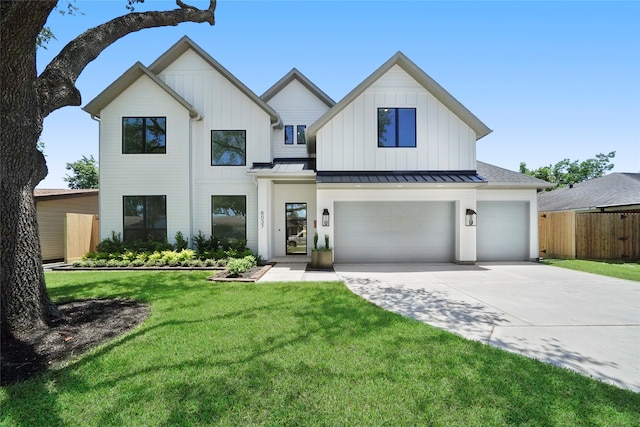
[539,211,640,260]
[65,213,99,263]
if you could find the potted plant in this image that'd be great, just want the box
[311,233,333,269]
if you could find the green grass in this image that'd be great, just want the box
[2,271,639,426]
[543,258,640,281]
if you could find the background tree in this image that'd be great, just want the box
[0,0,217,338]
[519,151,615,189]
[64,154,99,189]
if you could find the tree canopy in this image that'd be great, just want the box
[64,154,98,189]
[519,151,615,189]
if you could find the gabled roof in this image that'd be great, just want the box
[83,62,199,118]
[477,161,554,189]
[260,68,335,108]
[148,36,279,124]
[307,51,492,152]
[538,173,640,211]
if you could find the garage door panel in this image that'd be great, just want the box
[335,201,454,263]
[477,201,528,261]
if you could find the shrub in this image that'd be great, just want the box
[226,255,256,277]
[96,231,124,254]
[174,231,189,251]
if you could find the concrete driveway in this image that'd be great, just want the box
[334,262,640,393]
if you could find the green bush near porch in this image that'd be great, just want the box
[1,271,638,426]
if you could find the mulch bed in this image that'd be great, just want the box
[1,298,149,385]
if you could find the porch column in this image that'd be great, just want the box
[455,191,477,264]
[257,178,273,260]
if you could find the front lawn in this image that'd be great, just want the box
[2,271,638,425]
[543,258,640,282]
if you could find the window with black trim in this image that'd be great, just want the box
[212,195,246,243]
[296,125,306,145]
[123,195,167,242]
[122,117,166,154]
[284,125,294,145]
[211,130,246,166]
[377,108,416,147]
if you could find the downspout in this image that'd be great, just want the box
[189,113,203,248]
[90,114,101,241]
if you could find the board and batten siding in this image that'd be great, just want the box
[99,74,191,242]
[316,65,476,172]
[37,195,99,261]
[156,49,274,253]
[266,79,331,159]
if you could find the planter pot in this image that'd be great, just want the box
[311,250,333,269]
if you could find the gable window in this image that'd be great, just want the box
[211,130,246,166]
[122,117,166,154]
[123,195,167,242]
[377,108,416,148]
[296,125,306,145]
[284,124,306,145]
[284,125,294,145]
[212,195,246,243]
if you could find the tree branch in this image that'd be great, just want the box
[37,0,216,118]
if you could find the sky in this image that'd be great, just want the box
[36,0,640,188]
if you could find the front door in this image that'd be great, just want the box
[285,203,307,255]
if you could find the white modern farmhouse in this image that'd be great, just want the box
[84,36,550,264]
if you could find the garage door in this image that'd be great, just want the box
[334,201,454,263]
[477,201,528,261]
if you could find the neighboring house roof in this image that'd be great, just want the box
[477,161,554,189]
[83,62,200,118]
[307,51,493,153]
[537,173,640,211]
[148,36,280,124]
[34,189,98,201]
[260,68,336,108]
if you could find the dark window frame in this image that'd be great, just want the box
[122,195,167,243]
[284,125,294,145]
[122,117,167,154]
[296,125,306,145]
[211,130,247,166]
[377,108,417,148]
[211,195,247,242]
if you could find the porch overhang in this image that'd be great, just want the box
[316,171,487,186]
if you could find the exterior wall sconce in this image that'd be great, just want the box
[322,208,330,227]
[465,209,477,226]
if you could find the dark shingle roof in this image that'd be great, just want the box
[477,161,553,187]
[538,173,640,211]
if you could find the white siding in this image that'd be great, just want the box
[154,49,273,253]
[317,65,477,172]
[99,75,191,243]
[37,195,99,261]
[266,79,331,158]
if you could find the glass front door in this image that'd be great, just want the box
[286,203,307,255]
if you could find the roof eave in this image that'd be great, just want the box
[307,51,492,141]
[261,68,335,108]
[83,62,200,119]
[148,36,279,123]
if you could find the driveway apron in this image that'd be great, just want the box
[335,262,640,393]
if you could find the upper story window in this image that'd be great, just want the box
[297,125,306,145]
[284,124,306,145]
[284,125,294,145]
[122,117,166,154]
[123,195,167,242]
[211,130,246,166]
[377,108,416,148]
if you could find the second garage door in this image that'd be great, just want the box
[477,201,529,261]
[334,201,454,263]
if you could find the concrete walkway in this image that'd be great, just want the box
[258,263,340,282]
[334,262,640,393]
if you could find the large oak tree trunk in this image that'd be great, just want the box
[1,1,60,338]
[1,0,216,338]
